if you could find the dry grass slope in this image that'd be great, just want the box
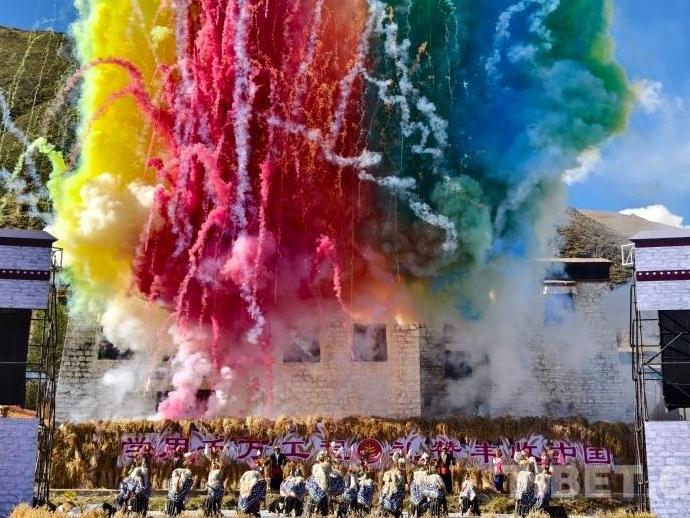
[0,26,76,229]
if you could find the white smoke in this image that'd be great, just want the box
[632,79,665,115]
[562,148,602,185]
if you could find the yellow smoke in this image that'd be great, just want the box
[48,0,175,310]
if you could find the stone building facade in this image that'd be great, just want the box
[644,421,690,518]
[417,260,634,422]
[55,314,155,422]
[632,230,690,311]
[0,418,38,518]
[56,318,426,422]
[518,280,633,421]
[272,322,423,418]
[56,258,635,423]
[0,229,55,310]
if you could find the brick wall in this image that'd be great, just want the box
[0,244,52,309]
[419,282,634,422]
[0,246,52,270]
[55,313,156,423]
[636,245,690,271]
[0,418,38,518]
[57,284,633,423]
[636,280,690,311]
[272,323,422,418]
[0,280,50,310]
[516,282,634,421]
[645,421,690,518]
[635,245,690,311]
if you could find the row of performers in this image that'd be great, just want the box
[116,447,552,518]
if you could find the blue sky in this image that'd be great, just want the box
[566,0,690,226]
[1,0,76,32]
[1,0,689,226]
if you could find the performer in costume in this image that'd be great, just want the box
[328,457,346,500]
[532,470,552,512]
[513,449,537,518]
[424,463,448,516]
[171,446,186,469]
[337,462,359,518]
[116,465,150,515]
[203,459,224,517]
[356,469,375,515]
[267,443,288,492]
[165,454,194,517]
[279,463,307,516]
[539,450,553,474]
[492,448,505,494]
[436,446,455,494]
[409,454,429,518]
[305,450,332,516]
[458,478,480,516]
[237,464,267,517]
[380,457,406,518]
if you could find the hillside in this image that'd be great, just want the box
[0,26,76,229]
[581,209,678,237]
[557,208,632,284]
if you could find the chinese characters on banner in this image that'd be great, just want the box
[118,428,614,468]
[119,430,614,468]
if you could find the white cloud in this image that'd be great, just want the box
[620,204,688,228]
[563,148,601,184]
[632,79,665,114]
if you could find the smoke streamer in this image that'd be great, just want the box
[48,0,631,418]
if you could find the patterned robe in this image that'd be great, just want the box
[237,470,267,515]
[166,468,193,517]
[380,468,405,514]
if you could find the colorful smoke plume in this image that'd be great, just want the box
[47,0,631,418]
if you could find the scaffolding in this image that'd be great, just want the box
[28,247,63,505]
[630,277,690,512]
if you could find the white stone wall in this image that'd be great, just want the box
[635,245,690,311]
[57,314,423,422]
[0,418,37,518]
[645,421,690,518]
[636,280,690,311]
[0,244,52,309]
[55,314,157,423]
[636,245,690,272]
[474,282,634,422]
[0,279,51,310]
[0,246,52,270]
[272,323,422,418]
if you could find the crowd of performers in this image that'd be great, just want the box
[115,444,557,517]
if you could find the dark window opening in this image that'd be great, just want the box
[196,389,212,403]
[353,324,387,362]
[156,391,169,406]
[284,333,320,363]
[98,338,133,360]
[444,350,473,380]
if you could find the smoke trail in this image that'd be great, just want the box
[48,0,631,418]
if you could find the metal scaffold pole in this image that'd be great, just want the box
[32,247,63,505]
